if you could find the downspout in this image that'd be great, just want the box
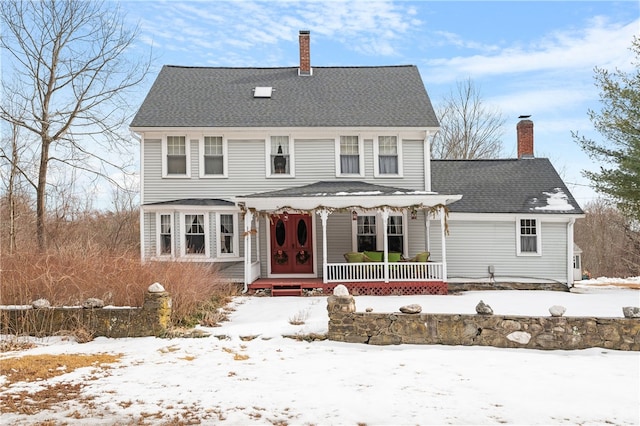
[136,131,145,262]
[139,207,145,262]
[567,218,575,288]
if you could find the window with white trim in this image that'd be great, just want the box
[267,136,293,176]
[159,214,172,255]
[217,213,237,256]
[337,136,363,176]
[375,136,401,176]
[166,136,187,175]
[354,213,406,254]
[357,215,376,252]
[387,215,404,253]
[201,136,226,177]
[162,136,191,177]
[517,218,541,255]
[185,214,205,254]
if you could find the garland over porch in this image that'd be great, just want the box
[235,181,462,293]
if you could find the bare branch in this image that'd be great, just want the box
[432,78,506,159]
[0,0,151,250]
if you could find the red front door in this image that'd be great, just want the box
[270,213,313,274]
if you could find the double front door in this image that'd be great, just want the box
[270,213,313,274]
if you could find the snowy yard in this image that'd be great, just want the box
[1,281,639,425]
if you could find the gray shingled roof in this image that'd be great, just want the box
[130,65,438,128]
[145,199,234,206]
[431,158,584,214]
[241,181,430,198]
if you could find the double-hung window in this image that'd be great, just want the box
[374,136,401,176]
[185,214,205,255]
[337,136,363,176]
[165,136,187,176]
[356,215,376,252]
[387,215,404,253]
[517,218,541,255]
[201,136,226,177]
[159,214,172,255]
[217,213,237,256]
[354,213,406,254]
[268,136,293,176]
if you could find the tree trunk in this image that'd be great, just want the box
[8,124,18,254]
[36,139,50,252]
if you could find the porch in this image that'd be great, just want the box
[248,277,447,296]
[237,181,462,295]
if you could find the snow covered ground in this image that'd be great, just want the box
[1,281,639,425]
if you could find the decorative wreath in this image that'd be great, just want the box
[296,250,310,264]
[274,250,288,264]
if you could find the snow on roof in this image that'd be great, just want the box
[534,188,576,211]
[334,191,383,196]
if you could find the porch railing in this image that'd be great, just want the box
[325,262,443,283]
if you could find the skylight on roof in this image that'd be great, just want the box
[253,86,273,98]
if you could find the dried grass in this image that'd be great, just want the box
[0,249,240,329]
[0,353,121,386]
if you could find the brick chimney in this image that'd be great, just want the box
[299,30,311,76]
[517,118,534,158]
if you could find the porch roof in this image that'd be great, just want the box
[235,181,462,212]
[144,198,234,207]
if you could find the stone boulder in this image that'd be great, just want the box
[476,300,493,315]
[549,305,566,317]
[148,282,166,293]
[83,298,104,309]
[399,304,422,314]
[32,298,51,309]
[333,284,349,296]
[622,306,640,318]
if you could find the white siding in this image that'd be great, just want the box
[446,220,568,283]
[405,211,432,258]
[144,212,156,258]
[142,137,427,204]
[209,213,216,256]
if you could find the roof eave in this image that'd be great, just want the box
[235,194,462,212]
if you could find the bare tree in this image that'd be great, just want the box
[0,0,150,251]
[575,199,640,277]
[1,81,37,253]
[432,78,506,159]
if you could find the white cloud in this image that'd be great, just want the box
[131,0,420,64]
[424,16,638,83]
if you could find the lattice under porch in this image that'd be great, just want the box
[248,278,447,297]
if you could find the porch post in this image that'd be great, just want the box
[255,214,261,273]
[382,208,390,283]
[425,212,431,252]
[243,210,254,291]
[439,206,447,281]
[318,209,330,284]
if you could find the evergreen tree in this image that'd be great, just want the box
[574,36,640,220]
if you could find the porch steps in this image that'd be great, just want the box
[271,284,303,297]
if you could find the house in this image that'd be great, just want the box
[130,31,584,295]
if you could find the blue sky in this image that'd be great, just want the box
[123,1,637,207]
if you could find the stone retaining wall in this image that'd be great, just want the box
[1,285,171,338]
[327,295,640,351]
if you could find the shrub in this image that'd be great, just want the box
[0,249,240,328]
